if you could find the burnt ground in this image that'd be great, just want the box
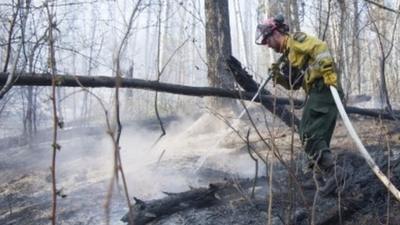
[1,115,400,225]
[121,115,400,225]
[122,146,400,225]
[0,132,128,225]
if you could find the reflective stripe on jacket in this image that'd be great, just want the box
[276,32,339,93]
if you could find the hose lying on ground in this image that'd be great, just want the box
[330,86,400,202]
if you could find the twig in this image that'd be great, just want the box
[381,119,392,225]
[238,97,308,206]
[364,0,400,14]
[267,158,274,225]
[246,129,258,199]
[156,149,167,166]
[310,165,320,225]
[107,1,144,224]
[151,5,190,149]
[231,175,255,207]
[154,0,166,145]
[45,2,59,224]
[71,76,124,225]
[287,72,297,224]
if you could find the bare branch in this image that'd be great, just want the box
[106,0,143,224]
[3,1,21,72]
[364,0,400,14]
[0,0,31,99]
[44,2,59,225]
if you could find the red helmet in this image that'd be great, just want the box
[255,15,289,45]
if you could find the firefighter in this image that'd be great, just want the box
[255,15,347,195]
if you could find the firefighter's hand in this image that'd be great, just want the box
[323,72,337,87]
[269,63,290,89]
[269,63,280,77]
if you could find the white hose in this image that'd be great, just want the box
[237,73,273,119]
[330,86,400,201]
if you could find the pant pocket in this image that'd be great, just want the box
[310,106,329,117]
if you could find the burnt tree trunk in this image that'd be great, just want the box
[204,0,235,109]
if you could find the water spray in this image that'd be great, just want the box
[193,73,273,172]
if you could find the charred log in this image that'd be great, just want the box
[121,184,219,225]
[120,177,270,225]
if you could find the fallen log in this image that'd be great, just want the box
[0,72,398,120]
[0,72,304,105]
[121,184,219,225]
[120,176,271,225]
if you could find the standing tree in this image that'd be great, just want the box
[367,2,400,111]
[204,0,235,109]
[352,0,362,95]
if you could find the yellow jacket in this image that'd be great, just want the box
[274,32,339,93]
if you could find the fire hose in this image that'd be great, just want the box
[237,73,273,119]
[330,86,400,201]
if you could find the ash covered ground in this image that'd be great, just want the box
[1,112,400,225]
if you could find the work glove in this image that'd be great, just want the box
[269,63,280,78]
[323,71,337,87]
[319,59,337,87]
[269,63,291,89]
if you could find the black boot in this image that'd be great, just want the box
[302,150,331,190]
[320,165,348,196]
[318,152,348,196]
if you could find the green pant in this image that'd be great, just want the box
[299,79,339,163]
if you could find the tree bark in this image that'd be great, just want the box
[233,0,249,67]
[204,0,235,109]
[290,0,301,32]
[0,72,398,121]
[352,0,362,94]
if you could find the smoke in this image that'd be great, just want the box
[112,113,266,200]
[1,111,267,201]
[0,112,268,224]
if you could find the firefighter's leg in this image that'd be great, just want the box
[300,84,347,195]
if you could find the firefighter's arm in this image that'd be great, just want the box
[270,63,291,89]
[292,35,338,87]
[319,57,337,87]
[312,42,338,87]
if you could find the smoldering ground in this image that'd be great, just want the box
[0,112,268,225]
